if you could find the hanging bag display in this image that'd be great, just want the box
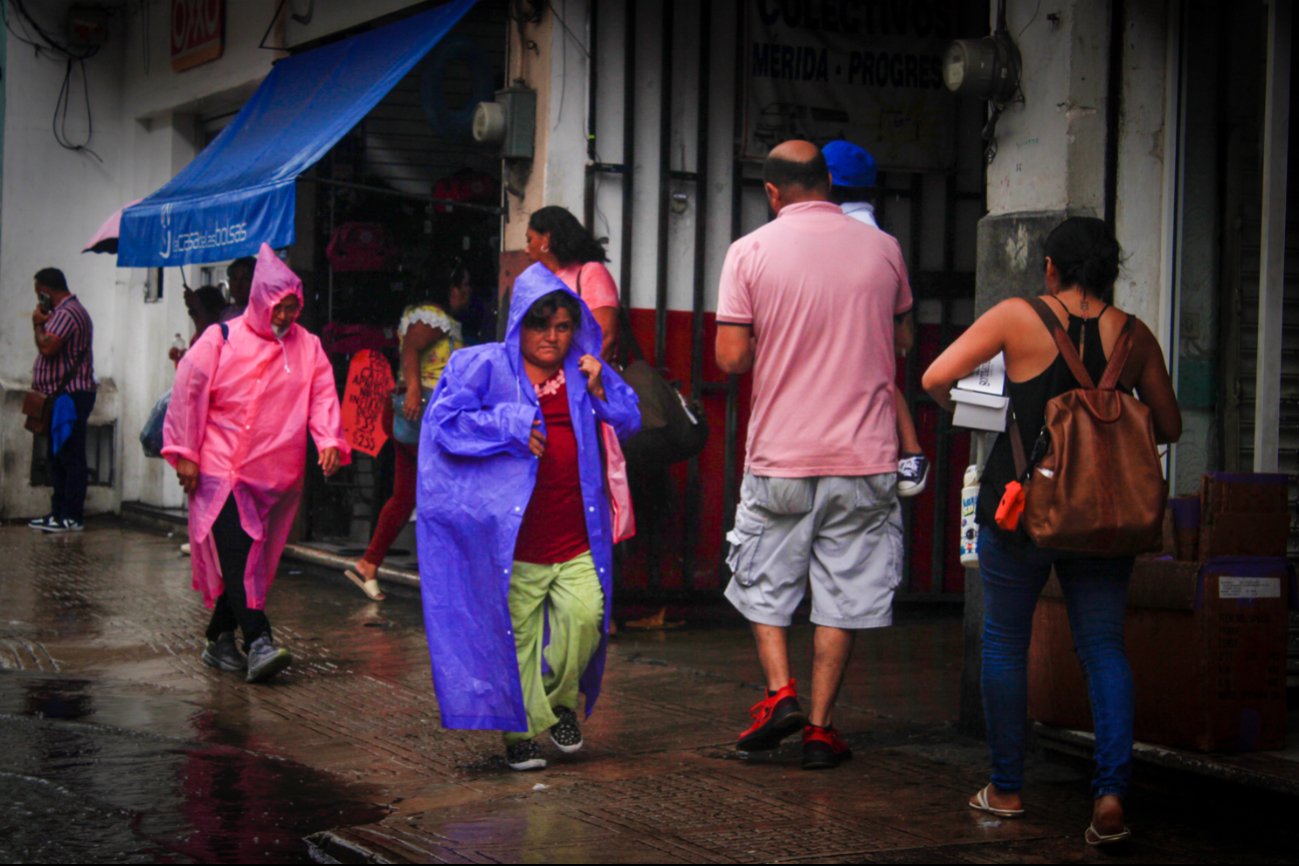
[1001,298,1166,555]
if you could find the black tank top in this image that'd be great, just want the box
[976,305,1129,534]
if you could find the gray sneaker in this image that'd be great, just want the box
[201,631,246,672]
[245,635,292,683]
[550,706,584,754]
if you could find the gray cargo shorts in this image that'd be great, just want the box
[724,473,903,629]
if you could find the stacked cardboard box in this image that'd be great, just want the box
[1027,473,1293,753]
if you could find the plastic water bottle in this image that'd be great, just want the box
[960,464,981,567]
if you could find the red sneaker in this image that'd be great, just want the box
[736,681,808,751]
[801,724,852,769]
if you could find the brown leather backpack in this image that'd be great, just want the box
[1009,298,1166,555]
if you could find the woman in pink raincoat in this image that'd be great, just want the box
[163,244,350,683]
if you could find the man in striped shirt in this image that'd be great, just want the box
[28,267,97,533]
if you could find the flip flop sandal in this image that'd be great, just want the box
[968,784,1025,819]
[1085,823,1131,846]
[344,569,386,601]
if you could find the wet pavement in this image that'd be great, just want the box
[2,518,1297,863]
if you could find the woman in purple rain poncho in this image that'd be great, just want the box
[417,263,639,770]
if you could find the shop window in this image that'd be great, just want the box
[144,268,164,303]
[29,424,116,488]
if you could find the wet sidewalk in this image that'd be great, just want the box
[2,519,1296,863]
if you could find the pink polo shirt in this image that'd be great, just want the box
[717,200,912,478]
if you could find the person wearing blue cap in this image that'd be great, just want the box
[822,140,930,498]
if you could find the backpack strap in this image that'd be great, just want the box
[1008,411,1029,479]
[1097,315,1136,391]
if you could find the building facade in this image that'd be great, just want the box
[1,0,1292,595]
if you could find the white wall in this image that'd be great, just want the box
[1113,0,1169,328]
[0,2,129,517]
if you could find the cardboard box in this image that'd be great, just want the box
[1198,473,1291,559]
[1029,556,1291,752]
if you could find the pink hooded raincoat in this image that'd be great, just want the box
[163,244,350,609]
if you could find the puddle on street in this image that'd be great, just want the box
[0,671,385,863]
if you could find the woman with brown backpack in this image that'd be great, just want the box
[923,217,1181,847]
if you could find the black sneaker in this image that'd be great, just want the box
[201,631,247,672]
[245,635,292,683]
[550,706,584,754]
[506,739,547,771]
[28,515,65,533]
[59,518,84,532]
[897,453,930,498]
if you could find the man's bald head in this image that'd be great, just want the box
[763,140,830,198]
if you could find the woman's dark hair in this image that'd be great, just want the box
[190,285,228,318]
[417,256,470,310]
[1044,217,1121,301]
[522,290,582,330]
[527,206,608,265]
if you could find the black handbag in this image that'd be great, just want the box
[614,310,708,465]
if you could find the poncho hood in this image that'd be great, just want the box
[244,243,304,340]
[505,263,603,370]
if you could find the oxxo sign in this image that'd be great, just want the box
[171,0,225,72]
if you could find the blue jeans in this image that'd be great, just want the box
[978,526,1134,799]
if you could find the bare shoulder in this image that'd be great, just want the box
[990,296,1040,326]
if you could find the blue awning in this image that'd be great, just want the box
[118,0,476,267]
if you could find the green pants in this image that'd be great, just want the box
[504,551,605,746]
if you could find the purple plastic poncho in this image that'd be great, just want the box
[417,263,640,731]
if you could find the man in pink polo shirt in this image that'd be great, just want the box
[715,140,911,770]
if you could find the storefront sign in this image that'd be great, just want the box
[741,0,956,171]
[342,350,395,458]
[171,0,225,72]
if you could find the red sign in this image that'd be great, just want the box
[342,350,395,458]
[171,0,225,72]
